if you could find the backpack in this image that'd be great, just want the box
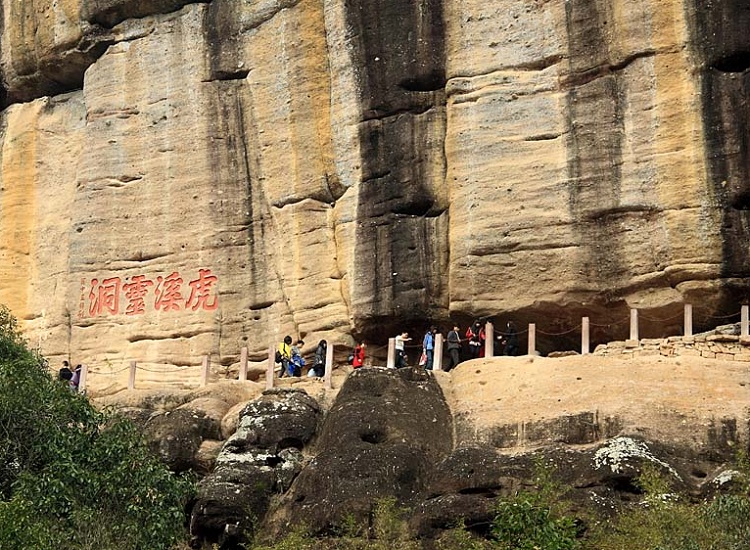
[274,350,282,363]
[347,353,354,365]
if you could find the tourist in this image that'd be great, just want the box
[352,341,366,368]
[395,332,411,368]
[422,326,437,370]
[502,322,519,356]
[277,335,292,377]
[446,325,462,370]
[310,340,327,377]
[58,360,73,383]
[466,320,484,359]
[290,339,305,377]
[70,364,82,392]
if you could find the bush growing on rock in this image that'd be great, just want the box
[0,306,195,550]
[587,462,750,550]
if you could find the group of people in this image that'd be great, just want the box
[463,319,519,360]
[58,361,82,392]
[396,320,519,371]
[274,320,517,378]
[276,336,366,378]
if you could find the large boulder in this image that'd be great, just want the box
[142,408,221,472]
[262,367,454,535]
[191,388,321,546]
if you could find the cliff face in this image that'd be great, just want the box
[1,0,749,366]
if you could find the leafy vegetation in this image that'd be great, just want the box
[587,462,750,550]
[0,305,194,550]
[490,459,579,550]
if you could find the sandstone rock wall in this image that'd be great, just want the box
[0,1,749,369]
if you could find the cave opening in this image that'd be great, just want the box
[731,192,750,210]
[361,430,387,445]
[711,52,750,73]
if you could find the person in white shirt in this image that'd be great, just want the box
[394,332,411,368]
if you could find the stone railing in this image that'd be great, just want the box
[592,323,750,362]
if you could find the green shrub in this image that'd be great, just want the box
[0,305,194,550]
[584,464,746,550]
[490,459,580,550]
[491,496,579,550]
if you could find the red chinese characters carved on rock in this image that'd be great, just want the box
[83,269,219,317]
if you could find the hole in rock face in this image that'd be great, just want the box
[391,197,434,217]
[731,192,750,211]
[277,437,304,451]
[605,475,644,496]
[692,469,708,479]
[458,486,500,497]
[712,52,750,73]
[265,456,282,467]
[398,72,446,92]
[361,430,386,444]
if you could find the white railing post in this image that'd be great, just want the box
[324,343,334,389]
[582,317,590,355]
[630,309,639,341]
[684,304,693,337]
[79,364,88,392]
[239,347,248,382]
[485,321,494,357]
[387,338,396,368]
[128,361,137,390]
[266,345,275,390]
[527,324,536,356]
[201,355,210,387]
[434,333,444,371]
[742,305,749,337]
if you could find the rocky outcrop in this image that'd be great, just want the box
[185,364,750,547]
[109,380,263,472]
[2,1,750,373]
[142,408,221,472]
[190,388,321,547]
[262,367,453,535]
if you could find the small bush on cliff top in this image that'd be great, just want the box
[0,305,194,550]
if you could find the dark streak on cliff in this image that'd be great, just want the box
[689,1,750,280]
[564,0,628,289]
[348,0,449,339]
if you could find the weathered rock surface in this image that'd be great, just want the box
[2,1,750,375]
[101,380,263,473]
[183,361,750,547]
[142,408,221,472]
[262,367,454,535]
[191,388,321,546]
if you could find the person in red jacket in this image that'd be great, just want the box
[352,342,366,368]
[466,320,485,359]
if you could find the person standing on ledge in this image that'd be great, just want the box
[310,340,327,377]
[70,364,82,392]
[59,361,73,383]
[446,325,462,370]
[395,332,411,368]
[277,335,292,377]
[502,321,519,356]
[466,320,484,360]
[423,326,437,370]
[352,341,366,368]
